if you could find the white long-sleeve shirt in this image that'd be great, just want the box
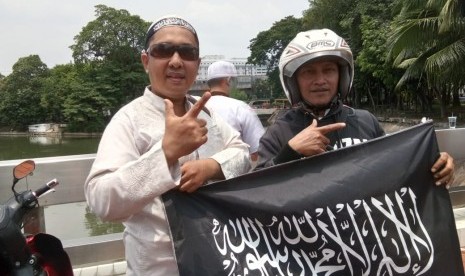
[206,95,265,154]
[84,88,251,275]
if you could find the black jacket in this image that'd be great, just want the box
[256,101,385,169]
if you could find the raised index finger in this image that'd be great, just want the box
[186,92,211,118]
[317,122,346,135]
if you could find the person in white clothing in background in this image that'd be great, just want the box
[84,15,251,276]
[206,60,265,161]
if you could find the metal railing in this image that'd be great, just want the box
[437,128,465,205]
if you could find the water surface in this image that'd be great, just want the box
[0,135,100,161]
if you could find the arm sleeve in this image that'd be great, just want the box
[238,105,265,154]
[254,122,301,170]
[208,112,252,179]
[373,115,386,137]
[363,110,386,138]
[84,114,179,221]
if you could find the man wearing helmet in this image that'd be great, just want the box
[256,28,454,188]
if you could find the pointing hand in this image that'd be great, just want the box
[289,119,346,157]
[162,92,211,165]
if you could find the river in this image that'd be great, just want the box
[0,122,406,162]
[0,135,100,161]
[0,135,109,240]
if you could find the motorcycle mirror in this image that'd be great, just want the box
[13,160,35,185]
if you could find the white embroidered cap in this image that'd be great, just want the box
[145,15,198,50]
[207,61,238,81]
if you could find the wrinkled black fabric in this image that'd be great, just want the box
[163,122,463,276]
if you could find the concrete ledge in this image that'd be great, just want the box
[63,233,124,267]
[73,260,126,276]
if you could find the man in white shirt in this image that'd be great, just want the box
[206,60,265,161]
[84,15,251,276]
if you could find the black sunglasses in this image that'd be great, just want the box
[147,43,199,61]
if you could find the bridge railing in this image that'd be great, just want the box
[0,154,125,267]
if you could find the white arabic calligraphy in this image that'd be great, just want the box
[211,187,434,275]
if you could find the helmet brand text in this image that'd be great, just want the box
[307,40,335,49]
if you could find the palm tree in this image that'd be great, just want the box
[387,0,465,117]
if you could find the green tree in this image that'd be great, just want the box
[248,16,305,98]
[40,64,78,123]
[303,0,355,35]
[71,4,148,115]
[251,78,274,99]
[388,0,465,117]
[62,81,111,132]
[230,88,248,101]
[0,55,49,130]
[351,0,400,111]
[71,4,148,63]
[0,73,5,96]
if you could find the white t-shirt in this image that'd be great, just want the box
[206,95,265,153]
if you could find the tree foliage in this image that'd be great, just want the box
[230,88,249,102]
[0,55,49,129]
[387,0,465,116]
[251,78,274,100]
[71,5,148,63]
[303,0,355,36]
[71,5,148,109]
[0,5,149,131]
[40,64,77,123]
[68,5,148,130]
[249,0,465,118]
[62,79,111,132]
[1,2,464,132]
[248,16,304,98]
[248,16,304,70]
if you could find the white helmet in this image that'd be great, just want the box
[279,29,354,106]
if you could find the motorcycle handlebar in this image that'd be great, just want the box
[20,179,59,207]
[1,176,70,275]
[33,178,59,198]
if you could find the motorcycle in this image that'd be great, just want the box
[0,160,73,276]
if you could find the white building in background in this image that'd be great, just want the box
[190,55,268,95]
[196,55,268,81]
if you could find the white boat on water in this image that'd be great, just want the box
[28,123,65,135]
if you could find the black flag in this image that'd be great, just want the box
[163,122,463,275]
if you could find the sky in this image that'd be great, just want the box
[0,0,309,76]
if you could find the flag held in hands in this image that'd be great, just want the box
[162,122,464,275]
